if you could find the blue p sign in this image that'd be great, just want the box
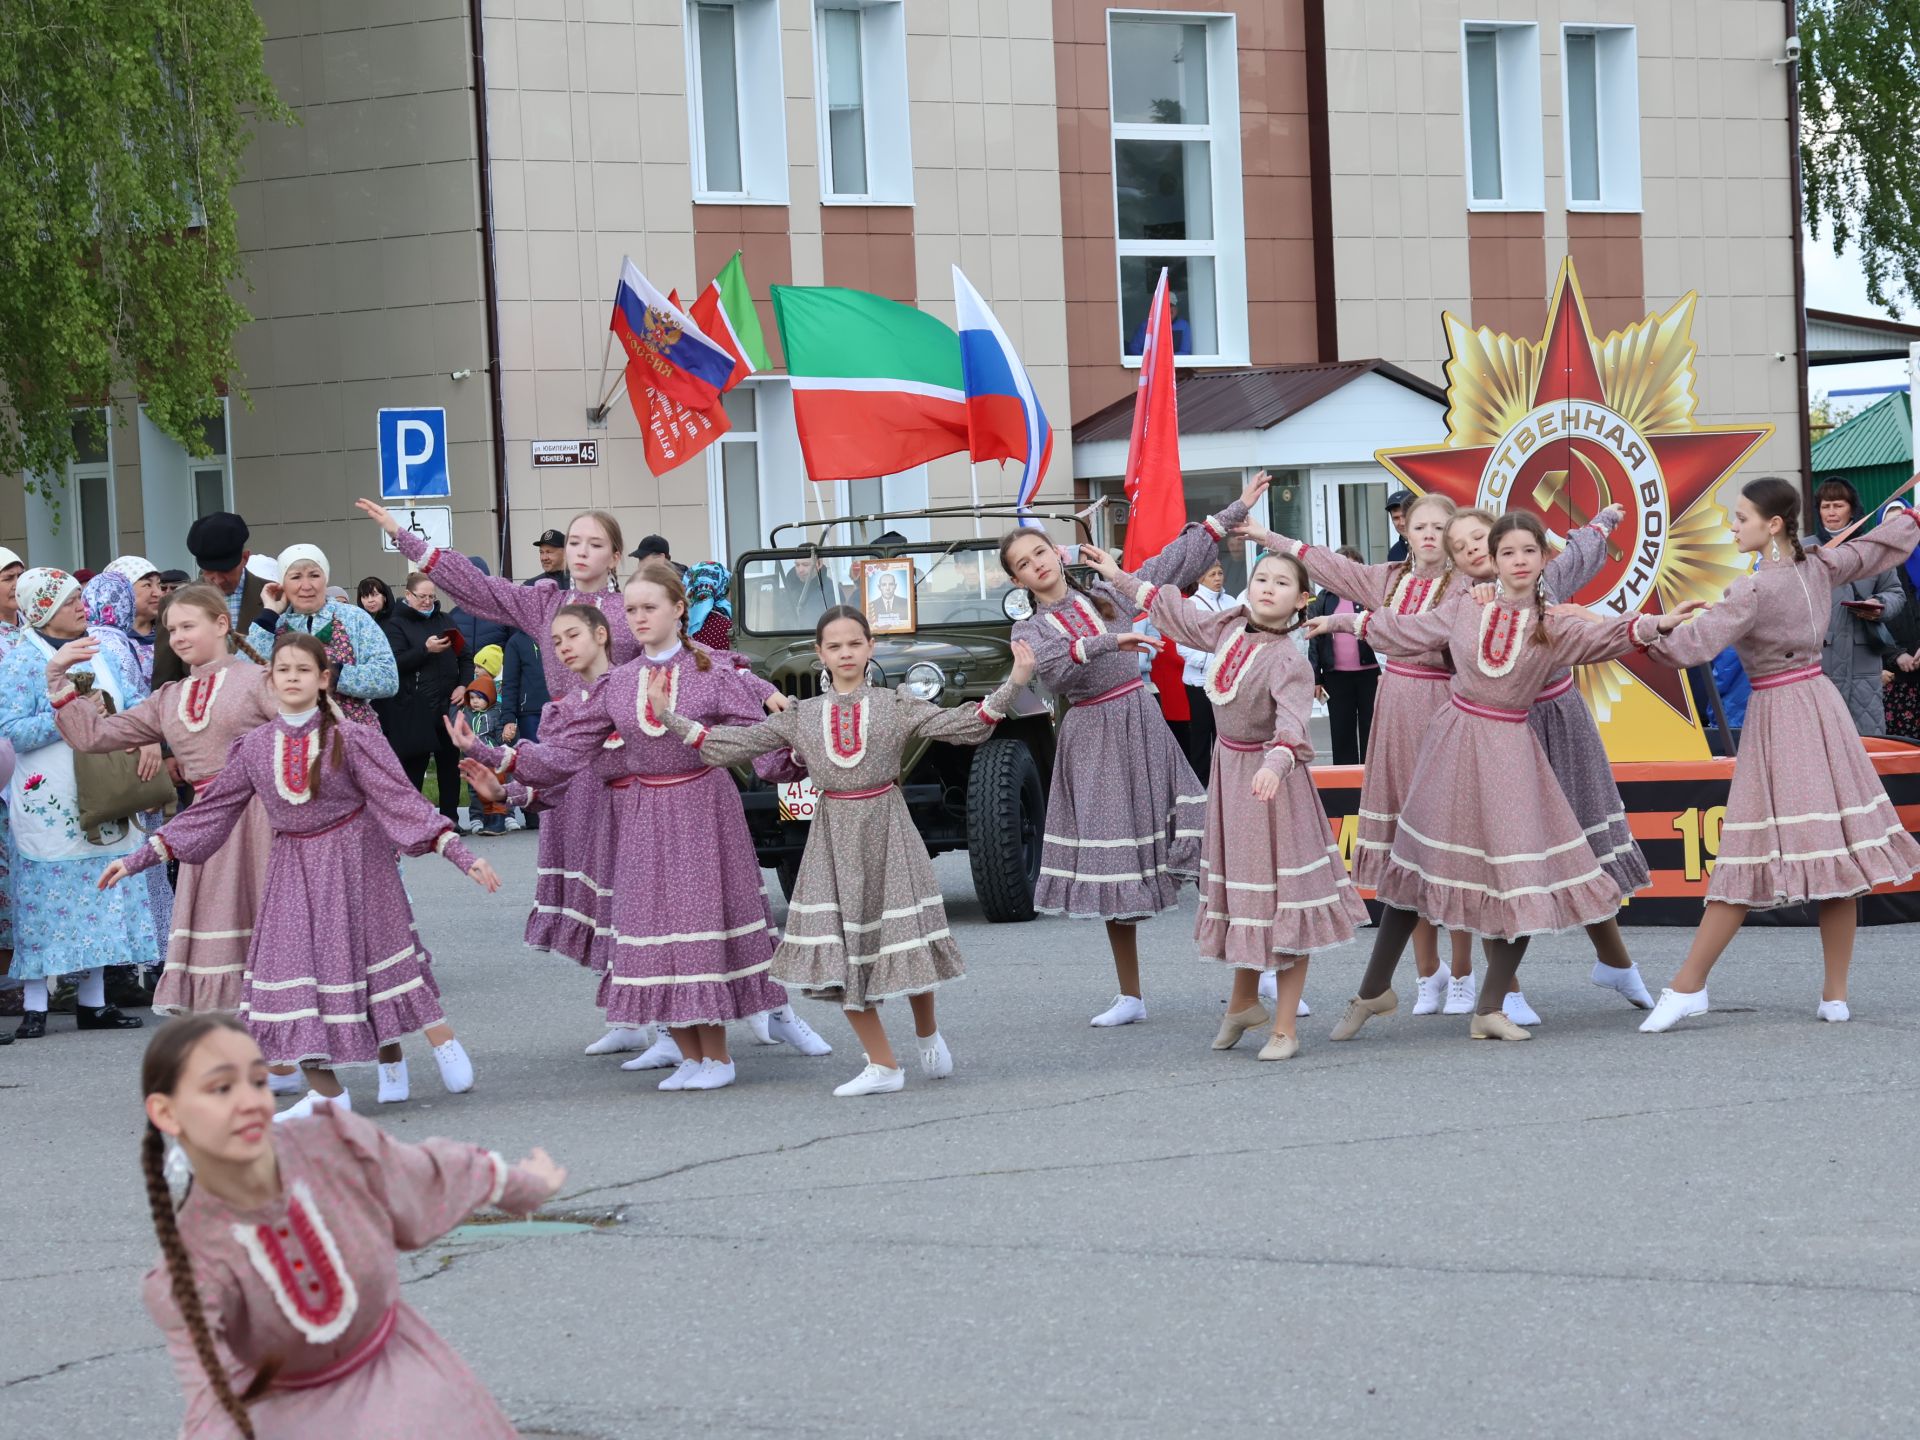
[377,408,450,499]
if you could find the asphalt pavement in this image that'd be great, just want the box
[3,833,1917,1439]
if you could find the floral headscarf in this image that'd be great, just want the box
[83,571,149,696]
[17,568,79,630]
[684,562,732,635]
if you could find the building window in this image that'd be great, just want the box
[714,385,763,559]
[813,2,911,204]
[1561,25,1641,211]
[136,400,231,574]
[71,411,117,572]
[686,0,787,204]
[1109,12,1246,366]
[1461,22,1543,211]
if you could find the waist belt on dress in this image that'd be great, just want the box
[274,1303,396,1391]
[821,783,896,800]
[610,770,708,790]
[1217,736,1269,753]
[1071,678,1145,707]
[1750,663,1823,691]
[1533,673,1576,704]
[1383,663,1450,681]
[278,804,364,839]
[1451,694,1529,724]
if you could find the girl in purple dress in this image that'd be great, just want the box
[140,1014,564,1439]
[998,473,1266,1027]
[105,634,502,1120]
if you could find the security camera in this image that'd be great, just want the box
[1776,35,1801,65]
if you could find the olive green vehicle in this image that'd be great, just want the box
[727,503,1096,923]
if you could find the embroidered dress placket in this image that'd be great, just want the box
[231,1181,360,1345]
[1477,603,1532,678]
[633,665,678,737]
[1202,624,1257,705]
[274,729,319,805]
[177,668,228,733]
[823,694,869,769]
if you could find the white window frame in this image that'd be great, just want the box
[1460,20,1544,212]
[707,381,765,564]
[1560,23,1641,213]
[1108,9,1248,369]
[811,0,913,206]
[137,398,233,574]
[685,0,789,205]
[27,407,116,573]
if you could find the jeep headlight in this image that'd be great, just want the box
[866,660,885,688]
[902,662,945,701]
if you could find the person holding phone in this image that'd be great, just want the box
[1811,479,1905,736]
[378,572,474,827]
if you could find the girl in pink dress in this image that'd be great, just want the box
[1635,477,1920,1032]
[140,1014,565,1439]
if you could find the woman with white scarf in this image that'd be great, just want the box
[0,568,152,1039]
[247,544,398,726]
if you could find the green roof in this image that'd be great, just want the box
[1812,390,1911,474]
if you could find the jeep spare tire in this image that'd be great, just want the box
[967,736,1045,923]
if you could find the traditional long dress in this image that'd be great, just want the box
[1011,502,1245,921]
[666,679,1020,1007]
[122,713,478,1066]
[392,530,638,697]
[56,655,278,1014]
[248,602,398,728]
[1135,580,1367,966]
[472,645,794,1028]
[0,629,157,978]
[146,1103,547,1439]
[1266,538,1458,890]
[0,615,29,955]
[1350,598,1655,939]
[1643,512,1920,907]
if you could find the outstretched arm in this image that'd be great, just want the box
[119,743,259,875]
[1642,583,1759,671]
[359,497,558,635]
[1132,473,1264,589]
[1542,504,1624,604]
[1816,509,1920,588]
[328,1104,565,1243]
[463,685,614,788]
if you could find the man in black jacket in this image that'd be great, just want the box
[152,512,270,686]
[1307,558,1379,766]
[385,572,474,824]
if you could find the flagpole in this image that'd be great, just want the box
[969,461,983,539]
[589,369,627,425]
[591,328,615,412]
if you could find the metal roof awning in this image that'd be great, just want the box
[1811,390,1911,472]
[1072,359,1445,443]
[1807,308,1920,366]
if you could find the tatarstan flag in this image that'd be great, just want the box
[689,251,772,391]
[769,285,970,481]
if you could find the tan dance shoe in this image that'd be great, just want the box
[1212,1004,1271,1050]
[1469,1011,1532,1041]
[1256,1031,1300,1061]
[1328,988,1397,1041]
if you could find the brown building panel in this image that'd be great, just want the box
[822,206,916,304]
[1467,211,1548,340]
[1564,212,1646,339]
[1055,0,1321,426]
[693,206,794,369]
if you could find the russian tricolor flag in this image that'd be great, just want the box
[611,257,737,412]
[953,266,1052,513]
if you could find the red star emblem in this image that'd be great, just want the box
[1376,260,1772,722]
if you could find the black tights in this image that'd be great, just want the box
[1358,905,1528,1015]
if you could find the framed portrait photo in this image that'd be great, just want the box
[860,557,917,635]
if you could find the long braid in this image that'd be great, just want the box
[142,1126,264,1437]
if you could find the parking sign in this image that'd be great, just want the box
[377,408,450,499]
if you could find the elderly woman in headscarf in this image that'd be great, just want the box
[684,560,734,649]
[246,543,398,726]
[103,555,163,684]
[0,545,27,1006]
[0,568,151,1039]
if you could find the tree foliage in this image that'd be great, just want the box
[1800,0,1920,315]
[0,0,291,479]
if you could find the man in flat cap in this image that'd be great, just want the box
[152,512,270,686]
[524,528,567,588]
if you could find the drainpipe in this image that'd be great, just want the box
[467,0,513,576]
[1785,0,1812,506]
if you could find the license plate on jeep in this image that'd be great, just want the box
[778,778,821,822]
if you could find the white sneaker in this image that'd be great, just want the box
[1592,961,1655,1009]
[1090,994,1147,1027]
[1442,972,1477,1015]
[746,1010,776,1044]
[268,1069,305,1096]
[621,1032,684,1071]
[1257,971,1278,1004]
[918,1031,953,1079]
[657,1059,702,1091]
[1817,999,1851,1023]
[584,1026,653,1056]
[767,1005,834,1055]
[432,1038,474,1094]
[1295,997,1310,1018]
[1412,968,1449,1016]
[1503,992,1543,1026]
[833,1061,906,1097]
[377,1060,409,1104]
[274,1089,352,1125]
[1640,987,1709,1033]
[685,1058,737,1090]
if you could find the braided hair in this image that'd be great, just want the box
[1245,551,1315,636]
[269,632,345,795]
[161,585,267,666]
[630,561,713,671]
[140,1015,280,1438]
[1487,511,1554,644]
[1743,476,1807,561]
[1383,493,1458,609]
[997,529,1119,620]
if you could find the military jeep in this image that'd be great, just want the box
[729,503,1094,923]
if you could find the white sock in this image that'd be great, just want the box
[76,967,106,1008]
[23,978,48,1012]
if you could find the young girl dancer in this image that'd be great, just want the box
[454,562,815,1092]
[1092,547,1367,1059]
[999,473,1266,1026]
[1438,505,1658,1022]
[1301,513,1699,1040]
[105,634,501,1117]
[140,1014,564,1438]
[652,606,1035,1094]
[1634,478,1920,1031]
[52,586,277,1017]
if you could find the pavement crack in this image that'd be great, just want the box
[1,1343,165,1390]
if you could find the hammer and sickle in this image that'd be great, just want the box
[1532,450,1622,562]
